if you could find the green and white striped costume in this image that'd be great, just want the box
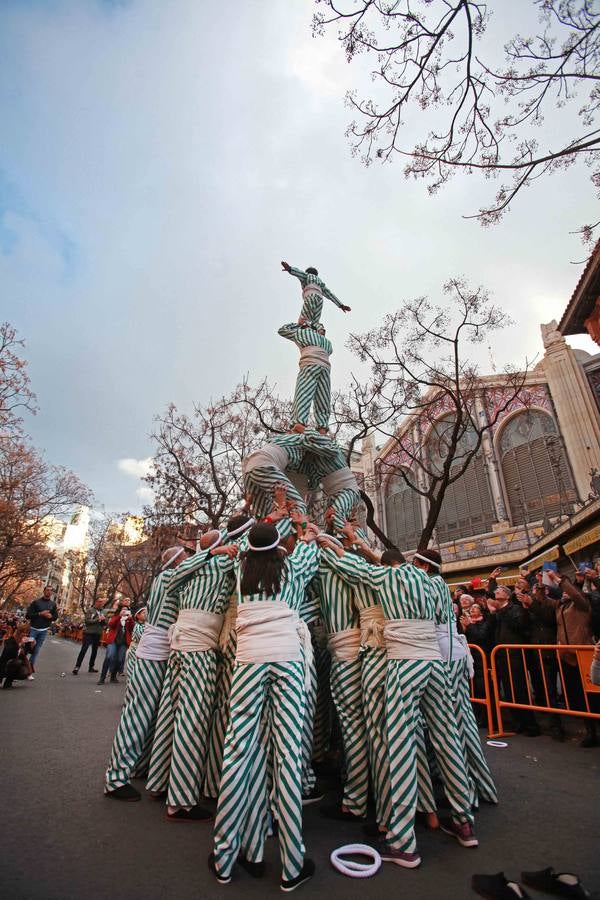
[286,265,345,328]
[430,572,497,806]
[145,549,235,809]
[104,552,212,792]
[213,541,319,882]
[303,432,361,531]
[350,573,391,827]
[125,621,145,684]
[242,433,308,520]
[203,519,293,800]
[278,322,332,430]
[318,556,369,817]
[322,551,474,854]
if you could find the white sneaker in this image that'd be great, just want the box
[27,674,35,680]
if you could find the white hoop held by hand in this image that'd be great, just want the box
[330,844,381,878]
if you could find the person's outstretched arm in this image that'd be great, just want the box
[322,283,350,313]
[281,261,307,285]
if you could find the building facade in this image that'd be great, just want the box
[361,323,600,579]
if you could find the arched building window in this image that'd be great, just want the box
[426,415,496,542]
[498,410,576,524]
[385,473,423,551]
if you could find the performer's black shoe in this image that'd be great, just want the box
[208,853,232,884]
[167,805,212,822]
[280,859,315,892]
[104,784,141,802]
[238,855,265,878]
[320,803,366,822]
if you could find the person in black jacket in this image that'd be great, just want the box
[25,586,58,677]
[487,585,540,736]
[72,598,107,675]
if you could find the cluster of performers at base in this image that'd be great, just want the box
[102,264,497,892]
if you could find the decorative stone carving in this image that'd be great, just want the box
[541,320,565,348]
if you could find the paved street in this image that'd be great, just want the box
[1,638,599,900]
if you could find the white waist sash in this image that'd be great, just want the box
[242,444,289,475]
[384,619,441,661]
[359,606,385,649]
[218,596,238,651]
[302,282,322,295]
[299,345,331,369]
[322,468,359,495]
[236,601,313,688]
[136,623,171,661]
[168,609,223,653]
[328,627,362,662]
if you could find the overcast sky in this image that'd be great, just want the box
[2,0,597,514]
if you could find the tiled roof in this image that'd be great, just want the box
[559,239,600,335]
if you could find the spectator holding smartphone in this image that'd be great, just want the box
[97,601,133,686]
[533,570,598,747]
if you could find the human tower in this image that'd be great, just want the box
[102,263,497,892]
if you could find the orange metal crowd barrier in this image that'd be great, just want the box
[467,644,499,737]
[489,643,600,737]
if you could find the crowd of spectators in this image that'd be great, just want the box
[455,562,600,746]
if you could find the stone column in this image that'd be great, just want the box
[474,391,509,524]
[541,321,600,501]
[412,422,430,531]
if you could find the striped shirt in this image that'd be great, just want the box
[287,266,344,312]
[429,573,453,625]
[278,323,333,357]
[131,622,145,645]
[322,551,436,622]
[317,555,359,633]
[169,553,236,614]
[239,540,319,613]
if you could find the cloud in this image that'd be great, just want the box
[136,485,154,503]
[118,457,153,479]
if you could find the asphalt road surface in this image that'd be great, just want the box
[1,638,598,899]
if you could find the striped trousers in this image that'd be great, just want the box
[328,488,361,531]
[244,466,306,520]
[145,649,218,809]
[300,290,323,327]
[104,658,167,790]
[385,659,474,853]
[311,633,332,762]
[292,364,331,429]
[330,657,369,816]
[361,647,391,827]
[204,632,237,799]
[213,661,305,881]
[448,659,497,805]
[301,644,317,796]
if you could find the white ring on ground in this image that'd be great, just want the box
[330,844,381,878]
[486,740,508,748]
